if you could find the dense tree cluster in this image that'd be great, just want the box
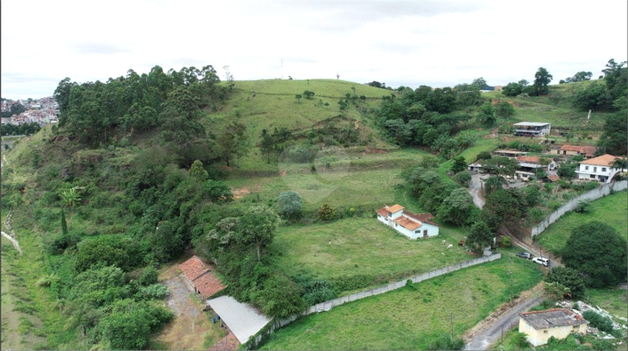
[54,65,223,148]
[502,67,552,97]
[559,71,592,84]
[1,121,41,136]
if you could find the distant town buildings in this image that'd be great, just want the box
[1,97,59,127]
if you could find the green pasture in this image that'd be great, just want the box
[535,191,627,255]
[261,258,543,350]
[272,217,471,282]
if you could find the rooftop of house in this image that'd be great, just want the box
[520,308,587,330]
[560,145,597,157]
[393,216,422,230]
[581,154,625,167]
[179,255,209,281]
[516,156,541,164]
[513,122,551,127]
[387,204,405,213]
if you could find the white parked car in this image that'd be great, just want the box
[532,257,550,267]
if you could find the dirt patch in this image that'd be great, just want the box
[232,187,251,199]
[153,274,227,350]
[208,331,240,351]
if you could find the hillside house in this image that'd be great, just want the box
[550,145,597,159]
[492,149,529,158]
[576,154,627,183]
[376,204,439,239]
[516,155,557,173]
[513,122,551,137]
[178,255,226,299]
[519,308,588,347]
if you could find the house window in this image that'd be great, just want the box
[585,166,589,170]
[602,167,607,172]
[594,167,597,172]
[395,223,397,227]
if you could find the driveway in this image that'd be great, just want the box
[469,173,486,209]
[465,295,544,350]
[163,274,201,319]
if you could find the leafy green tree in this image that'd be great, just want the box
[295,94,302,103]
[454,83,481,107]
[481,188,522,230]
[303,90,315,99]
[59,187,82,212]
[201,180,233,202]
[572,82,612,111]
[482,156,518,177]
[101,299,172,350]
[472,77,488,90]
[260,130,275,164]
[602,59,627,101]
[557,165,576,179]
[75,239,131,272]
[217,121,250,167]
[476,102,496,126]
[437,188,475,226]
[275,191,303,220]
[531,67,553,96]
[253,274,306,318]
[453,170,471,187]
[450,156,467,174]
[598,112,627,155]
[238,206,281,262]
[466,220,493,252]
[495,101,515,119]
[159,86,206,146]
[188,160,209,182]
[545,267,586,299]
[502,82,522,97]
[149,219,184,263]
[562,221,627,288]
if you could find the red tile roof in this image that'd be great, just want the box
[581,154,625,167]
[179,255,208,281]
[403,211,438,226]
[376,208,389,217]
[194,270,226,299]
[179,255,226,299]
[560,145,597,157]
[393,216,422,230]
[387,204,404,213]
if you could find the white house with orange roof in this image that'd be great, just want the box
[375,204,439,239]
[576,154,627,182]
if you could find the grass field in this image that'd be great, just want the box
[209,79,392,147]
[260,257,544,350]
[271,217,471,283]
[225,149,429,211]
[535,191,627,255]
[585,288,628,323]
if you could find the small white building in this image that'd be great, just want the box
[375,204,439,239]
[576,154,626,183]
[513,122,551,137]
[519,308,588,347]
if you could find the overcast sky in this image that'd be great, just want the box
[2,0,627,99]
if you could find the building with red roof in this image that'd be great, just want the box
[375,204,439,239]
[178,255,226,299]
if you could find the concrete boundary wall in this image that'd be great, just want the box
[531,181,627,237]
[243,253,502,349]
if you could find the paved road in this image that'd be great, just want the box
[465,295,543,350]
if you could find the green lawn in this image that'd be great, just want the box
[261,258,544,350]
[271,217,471,282]
[536,191,627,255]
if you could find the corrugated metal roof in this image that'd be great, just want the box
[207,296,271,344]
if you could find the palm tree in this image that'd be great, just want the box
[59,187,82,212]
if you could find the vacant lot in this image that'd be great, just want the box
[536,191,627,255]
[272,217,471,283]
[261,258,543,350]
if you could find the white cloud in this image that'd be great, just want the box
[1,0,626,99]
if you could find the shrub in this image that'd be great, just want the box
[427,335,464,350]
[318,204,334,221]
[501,236,512,247]
[582,310,614,334]
[138,265,159,286]
[453,170,471,187]
[592,339,616,350]
[573,200,592,213]
[512,331,529,348]
[46,234,82,255]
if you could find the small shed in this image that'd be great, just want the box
[519,308,588,346]
[206,295,271,344]
[178,255,226,299]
